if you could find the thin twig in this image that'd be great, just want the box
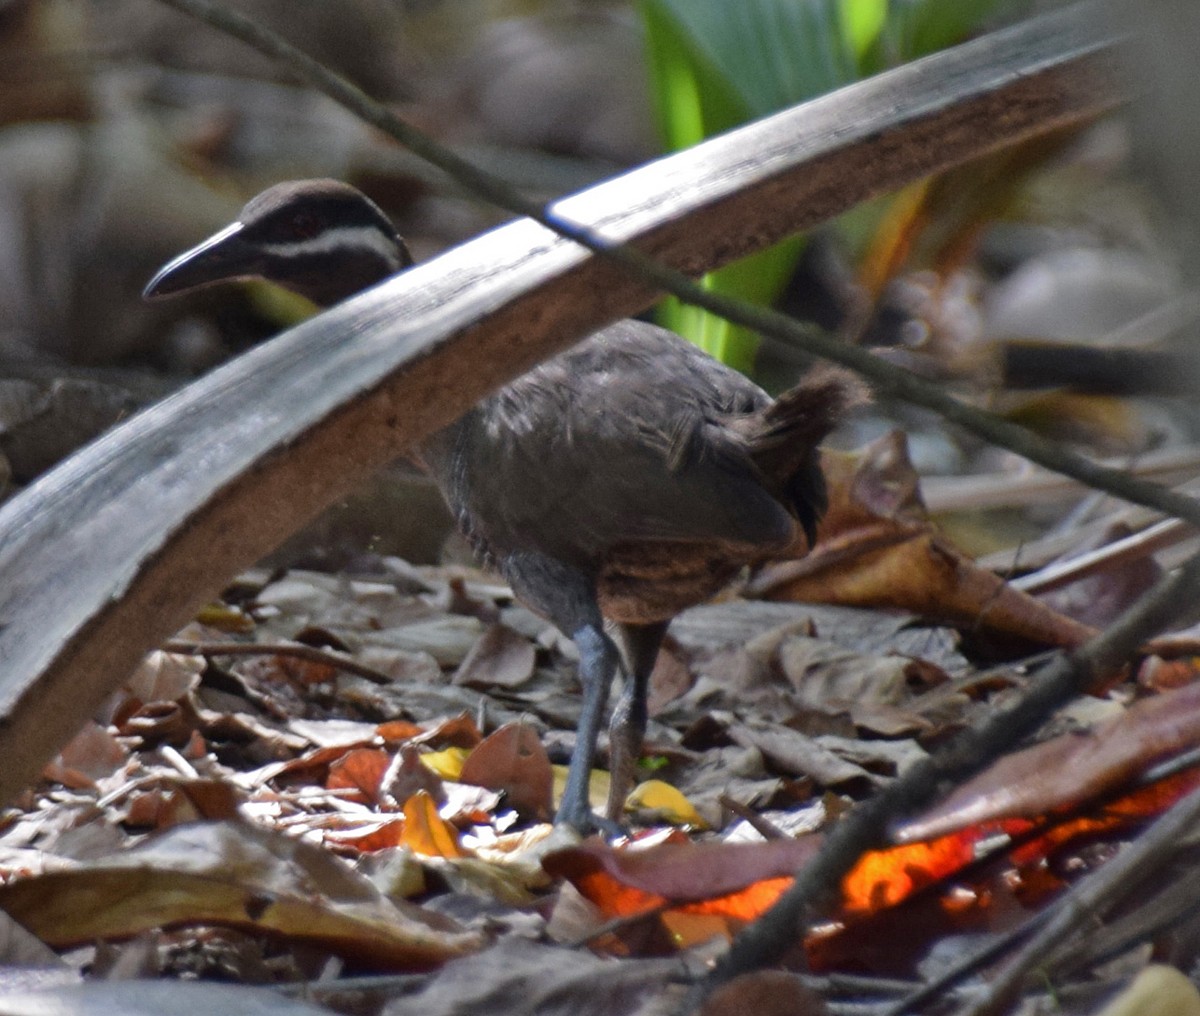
[960,782,1200,1016]
[885,746,1200,1014]
[681,548,1200,1011]
[133,7,1200,1011]
[922,446,1200,515]
[883,913,1050,1016]
[163,639,394,685]
[1011,517,1192,595]
[1049,864,1200,979]
[565,902,675,950]
[146,0,1200,536]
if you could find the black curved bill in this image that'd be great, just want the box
[143,222,259,299]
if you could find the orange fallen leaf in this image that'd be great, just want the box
[543,836,819,926]
[401,790,467,859]
[327,747,390,805]
[377,719,424,743]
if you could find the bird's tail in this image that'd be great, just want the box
[744,366,868,547]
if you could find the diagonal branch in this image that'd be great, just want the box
[687,545,1200,1008]
[0,3,1128,816]
[148,0,1200,534]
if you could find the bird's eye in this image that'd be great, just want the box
[290,211,320,238]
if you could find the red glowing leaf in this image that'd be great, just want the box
[543,836,819,922]
[898,679,1200,843]
[841,833,978,913]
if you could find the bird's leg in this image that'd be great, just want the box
[502,552,620,832]
[606,622,668,822]
[561,623,623,831]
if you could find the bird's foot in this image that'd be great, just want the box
[554,798,627,840]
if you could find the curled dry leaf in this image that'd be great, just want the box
[0,820,481,970]
[453,623,537,689]
[897,678,1200,843]
[750,433,1098,650]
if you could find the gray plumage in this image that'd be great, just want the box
[146,179,864,831]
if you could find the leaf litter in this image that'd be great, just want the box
[4,443,1200,1013]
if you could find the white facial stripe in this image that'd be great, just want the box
[258,224,403,269]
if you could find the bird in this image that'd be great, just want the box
[145,179,865,832]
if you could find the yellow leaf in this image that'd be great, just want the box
[194,602,254,633]
[550,764,610,812]
[625,780,706,827]
[420,747,468,781]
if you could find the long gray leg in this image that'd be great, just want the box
[606,621,668,822]
[502,552,620,831]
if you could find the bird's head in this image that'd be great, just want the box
[144,179,413,308]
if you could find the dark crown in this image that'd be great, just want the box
[144,179,414,308]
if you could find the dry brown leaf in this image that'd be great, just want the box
[699,971,828,1016]
[42,722,128,789]
[0,820,481,969]
[124,650,205,704]
[752,435,1097,650]
[326,747,390,805]
[453,623,536,689]
[1036,521,1163,628]
[459,722,553,821]
[729,721,871,787]
[647,636,694,714]
[397,936,675,1016]
[897,678,1200,842]
[759,526,1096,649]
[413,712,485,750]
